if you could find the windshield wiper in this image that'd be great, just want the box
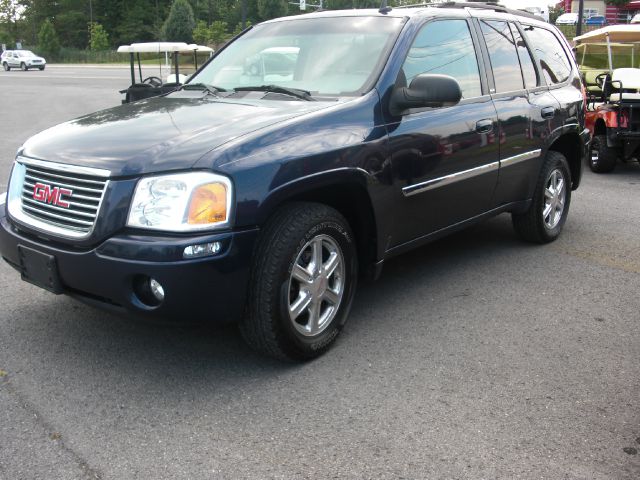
[233,85,315,101]
[180,83,227,96]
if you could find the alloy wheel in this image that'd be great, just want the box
[287,234,345,337]
[543,168,566,229]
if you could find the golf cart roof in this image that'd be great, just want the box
[117,42,213,53]
[574,25,640,44]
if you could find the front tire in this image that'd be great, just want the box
[512,151,571,244]
[20,62,27,71]
[589,134,617,173]
[240,202,358,361]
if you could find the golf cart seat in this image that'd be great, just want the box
[609,68,640,102]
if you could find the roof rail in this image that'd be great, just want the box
[395,1,542,21]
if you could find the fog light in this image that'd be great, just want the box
[183,241,222,259]
[149,278,165,301]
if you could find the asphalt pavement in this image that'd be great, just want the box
[0,66,639,480]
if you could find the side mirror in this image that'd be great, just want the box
[391,73,462,114]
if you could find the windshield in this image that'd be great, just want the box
[190,16,405,96]
[18,51,35,57]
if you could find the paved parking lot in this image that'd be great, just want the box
[0,66,639,480]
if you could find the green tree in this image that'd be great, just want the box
[162,0,196,42]
[209,20,227,46]
[257,0,287,21]
[89,22,109,50]
[37,18,60,56]
[192,19,209,44]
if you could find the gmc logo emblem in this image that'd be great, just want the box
[32,182,73,208]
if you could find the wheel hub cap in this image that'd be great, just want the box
[543,168,566,230]
[287,234,345,337]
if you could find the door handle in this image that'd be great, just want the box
[476,119,493,134]
[541,106,555,119]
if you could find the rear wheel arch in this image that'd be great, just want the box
[258,174,379,278]
[594,118,607,136]
[547,132,581,190]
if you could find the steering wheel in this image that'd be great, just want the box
[142,76,163,87]
[595,72,610,89]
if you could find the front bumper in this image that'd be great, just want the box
[0,209,258,323]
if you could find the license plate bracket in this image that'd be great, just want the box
[18,245,63,294]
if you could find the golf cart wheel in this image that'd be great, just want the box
[589,134,617,173]
[20,62,27,71]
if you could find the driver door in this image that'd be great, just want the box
[386,18,499,247]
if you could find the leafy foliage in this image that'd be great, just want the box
[257,0,288,20]
[37,18,60,56]
[89,22,109,51]
[162,0,196,42]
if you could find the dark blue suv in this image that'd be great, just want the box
[0,3,588,360]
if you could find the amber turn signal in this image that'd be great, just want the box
[187,183,227,224]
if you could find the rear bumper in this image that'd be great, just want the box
[0,208,258,323]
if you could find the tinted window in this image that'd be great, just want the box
[402,19,482,99]
[480,20,523,92]
[523,25,572,84]
[510,24,538,89]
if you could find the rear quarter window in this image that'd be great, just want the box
[522,25,572,85]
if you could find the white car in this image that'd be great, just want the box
[631,13,640,24]
[1,50,46,71]
[556,13,579,25]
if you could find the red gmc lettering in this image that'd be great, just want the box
[32,183,73,208]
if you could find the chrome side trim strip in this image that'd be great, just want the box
[402,161,499,197]
[500,149,542,168]
[17,156,112,178]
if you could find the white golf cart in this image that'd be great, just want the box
[117,42,214,103]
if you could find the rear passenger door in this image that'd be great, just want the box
[387,18,500,247]
[476,18,559,207]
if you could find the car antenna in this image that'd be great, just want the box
[379,0,392,14]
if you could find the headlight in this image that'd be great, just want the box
[127,172,232,232]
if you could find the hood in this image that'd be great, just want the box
[20,94,335,177]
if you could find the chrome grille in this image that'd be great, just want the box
[11,158,110,238]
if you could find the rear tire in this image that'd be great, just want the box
[39,66,45,71]
[512,151,571,244]
[20,62,27,71]
[589,134,617,173]
[240,202,358,361]
[2,62,9,71]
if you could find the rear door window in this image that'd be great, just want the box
[522,25,572,85]
[479,20,523,93]
[510,24,538,89]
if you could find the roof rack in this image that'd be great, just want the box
[395,1,542,21]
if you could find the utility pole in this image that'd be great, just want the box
[242,0,247,29]
[576,0,584,37]
[89,0,93,25]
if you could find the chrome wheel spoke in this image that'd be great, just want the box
[323,288,340,306]
[292,263,312,284]
[311,238,323,274]
[289,291,312,321]
[308,301,321,334]
[544,187,554,200]
[323,252,340,277]
[543,203,553,221]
